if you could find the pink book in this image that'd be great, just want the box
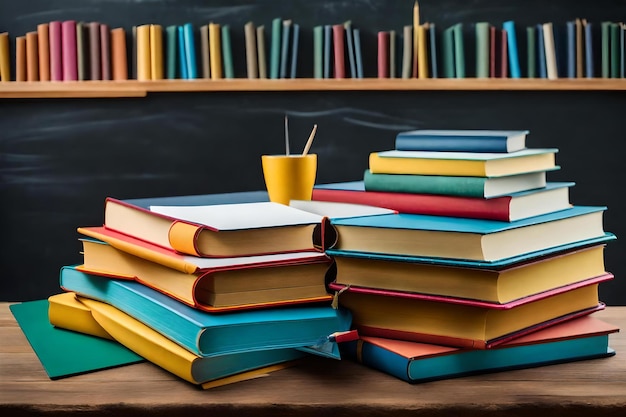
[61,20,77,81]
[49,21,63,81]
[100,24,111,80]
[377,31,389,78]
[332,24,345,79]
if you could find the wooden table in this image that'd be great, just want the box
[2,303,626,417]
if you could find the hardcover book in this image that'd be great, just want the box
[60,265,352,358]
[341,315,618,383]
[395,129,528,153]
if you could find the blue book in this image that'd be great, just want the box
[177,26,188,79]
[183,23,197,79]
[324,24,332,78]
[566,20,576,78]
[221,24,234,79]
[345,21,356,78]
[328,206,608,264]
[60,266,352,359]
[290,23,299,78]
[280,20,291,78]
[585,21,594,78]
[429,23,438,78]
[536,24,547,78]
[353,28,363,78]
[341,316,617,383]
[503,21,521,78]
[395,129,529,153]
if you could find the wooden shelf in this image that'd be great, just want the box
[1,78,626,98]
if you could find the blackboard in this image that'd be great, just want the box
[2,0,626,305]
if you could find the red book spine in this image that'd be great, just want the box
[332,24,345,79]
[500,28,508,78]
[49,21,63,81]
[377,31,389,78]
[61,20,77,81]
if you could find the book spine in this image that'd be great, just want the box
[453,23,465,78]
[89,22,101,81]
[131,26,137,79]
[610,22,619,78]
[442,26,454,78]
[429,23,438,78]
[149,24,163,80]
[270,18,281,79]
[313,26,323,79]
[395,136,509,153]
[601,21,611,78]
[475,22,490,78]
[332,24,345,78]
[500,28,508,77]
[584,21,594,78]
[15,36,26,81]
[353,28,363,79]
[537,24,547,78]
[575,18,583,77]
[208,23,222,79]
[62,20,78,81]
[342,340,411,383]
[363,170,489,198]
[489,25,496,77]
[323,25,331,78]
[567,20,576,78]
[177,26,188,79]
[543,23,558,80]
[221,24,234,79]
[183,23,197,79]
[26,31,39,81]
[111,28,128,80]
[0,32,10,81]
[49,21,63,81]
[76,22,86,81]
[136,24,151,81]
[417,25,428,78]
[503,21,520,78]
[37,24,50,81]
[166,25,178,79]
[279,20,291,79]
[244,22,258,79]
[199,24,210,79]
[345,22,356,78]
[290,23,299,78]
[526,26,536,78]
[256,25,267,79]
[100,24,111,80]
[401,25,412,79]
[377,31,389,78]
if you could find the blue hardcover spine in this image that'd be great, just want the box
[503,21,521,78]
[290,23,299,78]
[584,22,594,78]
[537,24,547,78]
[177,26,188,79]
[353,28,364,78]
[183,23,197,79]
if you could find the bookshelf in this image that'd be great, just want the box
[1,79,626,99]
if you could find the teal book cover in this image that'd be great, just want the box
[324,24,332,78]
[10,299,143,379]
[475,22,490,78]
[183,23,197,79]
[59,266,352,359]
[345,21,356,78]
[442,25,455,78]
[290,23,300,78]
[280,20,291,78]
[165,25,177,79]
[503,21,521,78]
[353,28,363,78]
[270,18,282,79]
[452,23,465,78]
[313,25,323,79]
[177,26,188,79]
[221,24,234,79]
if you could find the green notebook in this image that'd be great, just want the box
[10,299,144,379]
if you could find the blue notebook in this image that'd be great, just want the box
[59,266,352,359]
[566,20,576,78]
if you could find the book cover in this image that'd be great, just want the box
[48,292,307,388]
[199,24,210,78]
[503,21,520,78]
[59,265,352,358]
[49,21,63,81]
[442,25,455,78]
[401,25,413,79]
[610,22,620,78]
[345,21,356,78]
[15,36,26,81]
[567,20,576,78]
[290,23,299,78]
[75,22,87,81]
[256,25,267,79]
[279,19,291,79]
[395,129,529,153]
[37,23,50,81]
[270,17,282,79]
[429,23,438,78]
[136,24,150,80]
[61,20,78,81]
[499,28,508,77]
[221,24,234,79]
[328,205,607,262]
[353,28,364,78]
[75,234,333,312]
[244,22,258,79]
[0,32,10,81]
[183,23,197,79]
[177,25,188,79]
[89,21,101,80]
[332,23,346,78]
[313,180,573,221]
[583,20,594,78]
[475,22,490,78]
[377,31,389,78]
[25,31,39,81]
[576,18,583,77]
[313,25,323,79]
[9,298,143,379]
[111,27,128,80]
[369,148,558,177]
[526,26,536,78]
[131,25,137,79]
[341,316,617,383]
[452,23,465,78]
[208,22,222,79]
[100,24,111,80]
[543,22,558,80]
[333,281,605,349]
[389,29,396,78]
[323,24,332,78]
[417,24,428,78]
[149,24,163,80]
[165,25,178,79]
[537,24,548,78]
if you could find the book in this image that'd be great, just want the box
[100,24,111,80]
[48,292,306,388]
[25,31,39,81]
[503,21,521,78]
[363,169,550,199]
[290,23,299,78]
[567,20,576,78]
[377,31,389,78]
[166,25,178,79]
[327,206,607,262]
[244,22,258,79]
[323,24,332,78]
[111,27,128,80]
[353,28,363,78]
[208,22,222,79]
[537,24,548,78]
[0,32,10,81]
[313,25,323,79]
[177,26,188,79]
[131,25,137,79]
[15,36,26,81]
[526,25,536,78]
[402,25,413,79]
[136,24,150,80]
[543,22,558,80]
[475,22,490,78]
[221,24,234,79]
[576,18,583,77]
[498,27,508,77]
[327,243,611,306]
[49,21,63,81]
[199,24,210,78]
[369,148,558,177]
[61,20,78,81]
[453,23,465,78]
[429,23,438,78]
[395,129,528,153]
[102,198,327,257]
[583,20,594,78]
[270,18,281,79]
[332,24,346,78]
[75,234,333,312]
[10,297,143,379]
[149,24,163,80]
[345,21,356,78]
[37,23,50,81]
[417,24,428,78]
[89,22,101,80]
[341,315,618,383]
[333,280,605,349]
[601,21,611,78]
[610,22,620,78]
[442,25,455,78]
[75,22,88,81]
[256,25,267,79]
[280,19,291,79]
[59,265,352,358]
[389,29,396,78]
[183,23,197,79]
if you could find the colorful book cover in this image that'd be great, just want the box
[344,21,356,78]
[61,20,78,81]
[353,28,363,78]
[149,24,163,80]
[503,21,520,78]
[584,20,594,78]
[452,23,465,78]
[332,23,346,78]
[100,24,111,80]
[165,25,177,79]
[290,23,299,78]
[475,22,490,78]
[429,23,438,78]
[395,129,529,153]
[526,26,536,78]
[177,25,188,79]
[270,17,282,79]
[183,23,197,79]
[324,24,332,78]
[208,23,222,79]
[279,19,291,79]
[313,25,323,79]
[537,24,547,78]
[221,24,234,79]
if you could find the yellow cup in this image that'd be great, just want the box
[261,154,318,205]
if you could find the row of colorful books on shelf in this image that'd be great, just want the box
[10,128,619,388]
[2,17,625,82]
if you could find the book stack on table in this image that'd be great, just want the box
[314,129,619,383]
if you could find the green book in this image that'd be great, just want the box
[475,22,490,78]
[601,21,611,78]
[313,25,323,79]
[443,25,455,78]
[610,22,620,78]
[526,26,536,78]
[165,25,178,79]
[221,24,234,79]
[270,17,282,79]
[453,23,465,78]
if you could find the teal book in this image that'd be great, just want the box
[9,299,143,379]
[270,17,282,79]
[601,21,611,78]
[313,25,323,79]
[327,205,608,263]
[279,19,291,78]
[324,24,332,78]
[353,28,363,78]
[221,24,234,79]
[183,23,197,79]
[526,26,536,78]
[442,25,455,78]
[290,23,299,78]
[610,22,620,78]
[503,21,520,78]
[345,21,356,78]
[429,23,438,78]
[165,25,177,79]
[177,26,188,79]
[341,316,617,383]
[584,21,594,78]
[475,22,490,78]
[59,265,352,359]
[395,129,529,153]
[452,23,465,78]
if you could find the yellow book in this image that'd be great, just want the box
[48,293,304,388]
[0,32,9,81]
[209,22,222,79]
[136,24,151,81]
[368,148,558,177]
[149,24,163,80]
[417,24,428,78]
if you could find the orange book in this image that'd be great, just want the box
[37,23,50,81]
[149,24,163,80]
[15,36,26,81]
[417,24,428,78]
[208,23,222,79]
[111,28,128,80]
[26,32,39,81]
[0,32,11,81]
[136,24,151,80]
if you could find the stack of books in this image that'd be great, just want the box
[314,129,619,383]
[48,197,359,388]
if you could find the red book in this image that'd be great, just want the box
[332,24,345,78]
[100,24,111,80]
[49,21,63,81]
[61,20,77,81]
[500,28,508,78]
[377,31,389,78]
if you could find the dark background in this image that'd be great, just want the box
[1,0,625,304]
